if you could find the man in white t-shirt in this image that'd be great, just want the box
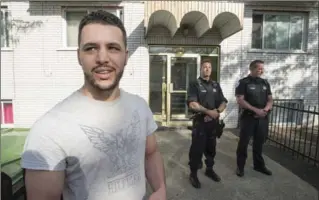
[21,10,166,200]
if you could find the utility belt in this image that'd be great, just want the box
[240,107,269,118]
[190,112,225,138]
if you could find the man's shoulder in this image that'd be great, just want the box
[261,78,270,85]
[29,110,61,134]
[240,76,250,82]
[29,91,79,134]
[121,89,148,107]
[211,80,221,86]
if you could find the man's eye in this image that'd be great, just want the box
[84,47,97,51]
[109,46,119,51]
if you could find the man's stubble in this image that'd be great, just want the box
[84,70,124,92]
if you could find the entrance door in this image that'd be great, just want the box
[149,55,167,122]
[168,56,200,121]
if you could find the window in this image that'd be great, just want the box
[251,12,307,51]
[0,100,14,125]
[0,7,10,48]
[65,8,122,47]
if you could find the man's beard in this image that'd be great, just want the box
[84,70,124,92]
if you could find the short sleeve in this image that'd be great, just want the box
[266,81,272,96]
[187,81,198,104]
[217,83,228,103]
[140,98,158,136]
[21,118,66,171]
[235,80,246,96]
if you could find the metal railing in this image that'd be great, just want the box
[268,99,319,166]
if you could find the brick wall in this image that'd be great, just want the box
[1,1,318,128]
[1,1,147,128]
[1,50,14,99]
[243,5,319,107]
[145,3,318,128]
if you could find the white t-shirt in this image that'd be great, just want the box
[21,89,158,200]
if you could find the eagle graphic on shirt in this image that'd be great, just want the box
[79,110,141,178]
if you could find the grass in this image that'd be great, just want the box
[1,130,28,181]
[1,134,27,164]
[1,128,30,134]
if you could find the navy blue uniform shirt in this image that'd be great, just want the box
[235,75,272,109]
[187,77,228,111]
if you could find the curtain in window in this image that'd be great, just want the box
[3,103,13,124]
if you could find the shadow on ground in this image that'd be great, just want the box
[230,128,319,191]
[146,129,319,200]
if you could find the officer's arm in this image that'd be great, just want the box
[235,80,259,113]
[264,81,273,112]
[216,83,228,113]
[187,82,209,114]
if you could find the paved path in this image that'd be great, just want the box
[146,129,319,200]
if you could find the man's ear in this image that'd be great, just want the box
[124,49,129,66]
[77,48,81,66]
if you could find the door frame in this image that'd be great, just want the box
[149,52,220,125]
[167,54,201,122]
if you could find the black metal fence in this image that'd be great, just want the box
[268,99,319,166]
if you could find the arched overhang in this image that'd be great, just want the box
[180,11,210,38]
[145,10,178,37]
[212,12,242,39]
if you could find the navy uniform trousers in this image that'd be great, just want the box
[236,114,269,169]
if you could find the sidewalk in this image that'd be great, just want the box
[147,129,319,200]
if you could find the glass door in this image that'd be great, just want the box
[149,55,167,122]
[167,55,200,121]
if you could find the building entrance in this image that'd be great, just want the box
[149,46,220,126]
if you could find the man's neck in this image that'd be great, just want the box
[81,83,120,102]
[200,76,210,81]
[249,73,258,78]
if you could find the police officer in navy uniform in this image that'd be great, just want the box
[187,59,228,188]
[235,60,273,177]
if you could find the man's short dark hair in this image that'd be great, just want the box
[249,60,264,70]
[201,58,212,67]
[78,10,127,47]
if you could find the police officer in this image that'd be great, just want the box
[235,60,273,177]
[187,59,228,188]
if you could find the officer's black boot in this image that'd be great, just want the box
[189,170,201,188]
[205,168,221,182]
[254,166,272,176]
[236,167,244,177]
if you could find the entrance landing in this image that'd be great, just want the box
[146,129,319,200]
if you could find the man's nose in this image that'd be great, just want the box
[96,48,110,64]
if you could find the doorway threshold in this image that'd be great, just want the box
[156,120,192,131]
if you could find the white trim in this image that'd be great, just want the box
[61,7,123,48]
[1,48,13,52]
[1,124,14,128]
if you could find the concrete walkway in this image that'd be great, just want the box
[147,129,319,200]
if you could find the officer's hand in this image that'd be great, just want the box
[255,109,267,117]
[207,109,220,119]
